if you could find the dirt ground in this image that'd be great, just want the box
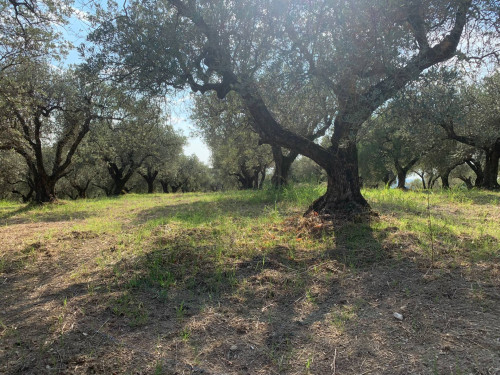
[1,204,499,375]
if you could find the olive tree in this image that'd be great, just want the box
[89,100,184,196]
[0,63,117,202]
[407,70,500,189]
[89,0,499,214]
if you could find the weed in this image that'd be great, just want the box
[305,289,316,304]
[330,304,358,332]
[176,301,185,321]
[305,354,313,372]
[180,327,191,341]
[112,293,148,326]
[153,361,165,375]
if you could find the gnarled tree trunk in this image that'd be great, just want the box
[382,171,396,189]
[394,157,419,190]
[440,160,465,189]
[271,145,299,188]
[139,167,159,194]
[465,158,484,187]
[481,145,500,189]
[159,179,170,193]
[306,137,368,215]
[107,162,135,196]
[33,171,57,203]
[70,179,92,199]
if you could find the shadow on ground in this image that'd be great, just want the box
[0,204,96,225]
[132,196,287,226]
[1,215,499,374]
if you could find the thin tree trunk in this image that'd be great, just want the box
[382,172,395,189]
[429,175,439,189]
[414,171,427,189]
[259,168,266,189]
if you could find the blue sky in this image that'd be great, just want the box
[60,1,212,165]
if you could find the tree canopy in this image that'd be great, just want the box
[88,0,499,214]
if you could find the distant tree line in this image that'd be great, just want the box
[0,1,216,202]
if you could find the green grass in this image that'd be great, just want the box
[2,187,499,267]
[1,187,499,290]
[1,186,499,373]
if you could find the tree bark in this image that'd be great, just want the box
[396,170,408,190]
[111,180,127,195]
[421,173,427,189]
[70,179,92,199]
[458,176,474,190]
[441,120,499,189]
[428,174,439,189]
[107,162,135,195]
[167,0,471,215]
[159,180,170,193]
[382,172,396,188]
[465,159,484,187]
[252,170,260,189]
[139,167,159,194]
[33,172,57,203]
[414,170,427,189]
[439,160,465,189]
[12,187,34,203]
[481,145,500,189]
[271,146,299,188]
[306,139,368,215]
[234,163,262,190]
[394,157,418,190]
[441,170,451,189]
[170,182,183,192]
[259,168,266,189]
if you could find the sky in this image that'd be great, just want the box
[60,1,212,165]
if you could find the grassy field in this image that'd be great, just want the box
[0,186,499,374]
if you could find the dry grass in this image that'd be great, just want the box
[0,187,499,374]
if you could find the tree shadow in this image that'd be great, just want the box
[128,216,499,374]
[0,203,96,225]
[463,191,500,205]
[132,196,286,226]
[1,214,499,374]
[25,211,95,225]
[0,203,37,224]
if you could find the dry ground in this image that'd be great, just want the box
[0,188,499,374]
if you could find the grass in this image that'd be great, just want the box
[0,186,499,374]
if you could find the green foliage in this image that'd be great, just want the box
[0,62,125,201]
[88,97,185,195]
[0,0,72,69]
[86,0,499,212]
[192,92,272,189]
